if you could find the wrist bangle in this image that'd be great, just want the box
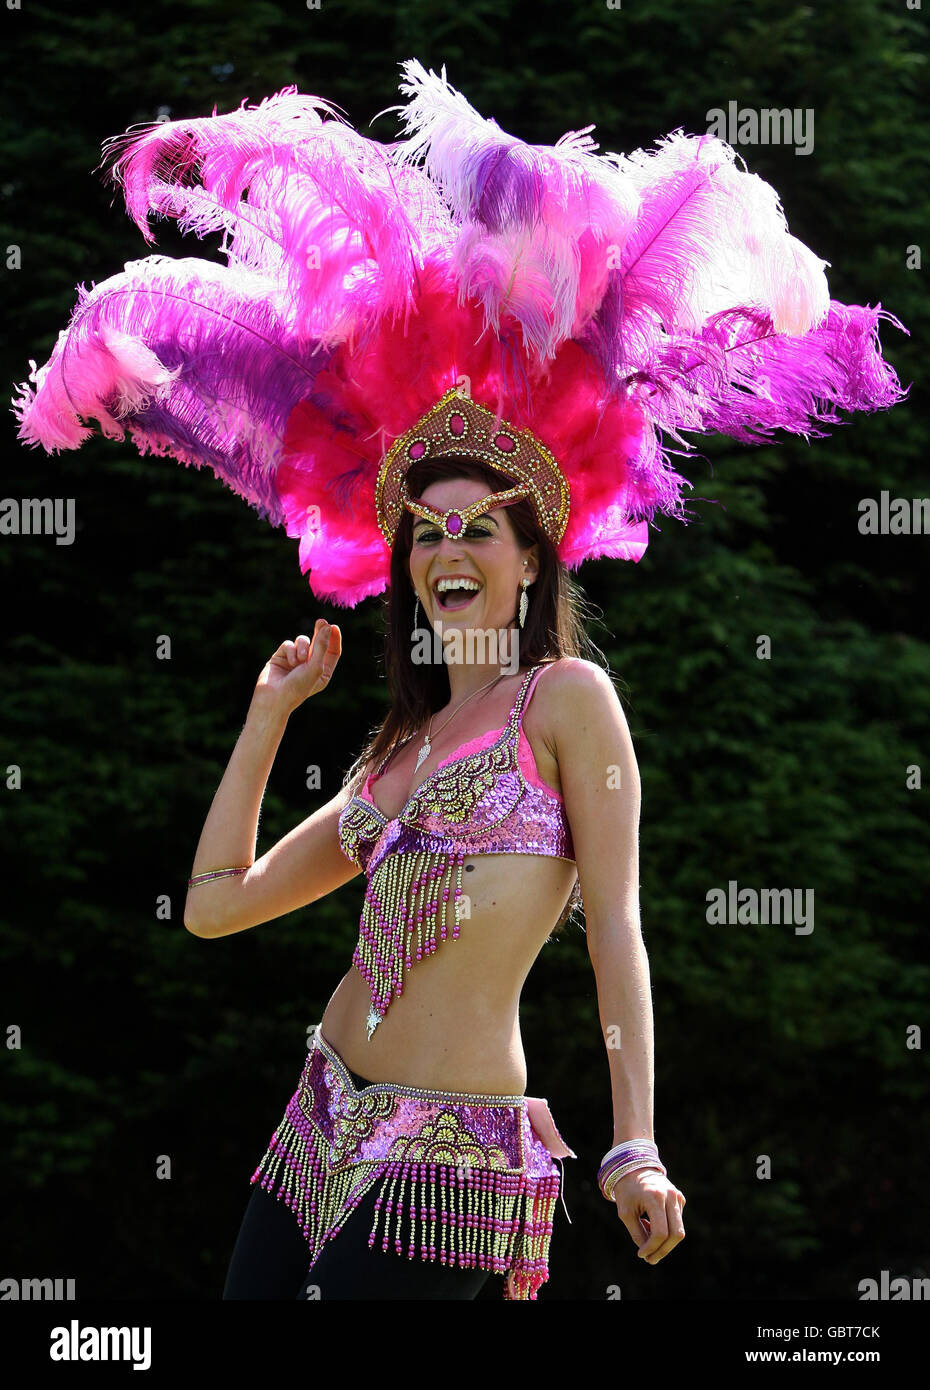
[601,1160,667,1202]
[598,1139,666,1202]
[188,865,251,887]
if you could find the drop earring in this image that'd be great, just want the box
[519,577,530,628]
[412,591,420,636]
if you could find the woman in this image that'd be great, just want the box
[186,447,684,1300]
[14,62,906,1301]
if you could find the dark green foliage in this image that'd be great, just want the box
[1,0,926,1300]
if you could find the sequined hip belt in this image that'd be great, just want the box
[248,1027,576,1301]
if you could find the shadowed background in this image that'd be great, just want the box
[1,0,927,1300]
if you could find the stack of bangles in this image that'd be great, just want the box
[188,865,251,886]
[598,1141,667,1202]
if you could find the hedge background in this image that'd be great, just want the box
[1,0,927,1300]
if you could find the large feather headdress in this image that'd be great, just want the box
[12,60,909,607]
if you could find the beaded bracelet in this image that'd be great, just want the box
[598,1139,667,1202]
[188,865,251,887]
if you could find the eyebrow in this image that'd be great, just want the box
[414,514,499,529]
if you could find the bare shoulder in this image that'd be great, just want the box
[530,657,622,739]
[537,655,617,693]
[532,658,641,838]
[521,658,624,793]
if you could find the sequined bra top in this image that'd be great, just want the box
[337,663,575,1039]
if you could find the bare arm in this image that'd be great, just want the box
[184,621,356,938]
[553,659,685,1267]
[549,658,652,1144]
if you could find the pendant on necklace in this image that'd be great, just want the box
[414,739,431,772]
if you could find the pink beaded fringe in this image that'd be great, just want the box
[248,1039,563,1300]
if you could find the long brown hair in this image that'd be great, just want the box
[342,456,607,937]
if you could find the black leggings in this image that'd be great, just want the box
[222,1062,494,1300]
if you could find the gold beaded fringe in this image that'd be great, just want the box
[250,1108,560,1300]
[354,847,467,1037]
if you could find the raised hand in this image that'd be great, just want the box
[253,620,342,714]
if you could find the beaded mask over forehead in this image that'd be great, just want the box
[404,484,527,541]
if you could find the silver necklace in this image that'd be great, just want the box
[414,671,509,772]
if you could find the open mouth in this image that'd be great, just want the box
[433,582,482,612]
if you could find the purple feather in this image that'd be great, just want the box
[629,301,910,445]
[12,255,334,525]
[469,144,545,232]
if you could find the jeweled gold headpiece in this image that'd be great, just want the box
[374,384,571,548]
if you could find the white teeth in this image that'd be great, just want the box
[436,578,481,594]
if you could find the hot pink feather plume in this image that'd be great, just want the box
[11,61,909,607]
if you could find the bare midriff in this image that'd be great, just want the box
[320,665,576,1096]
[319,850,577,1095]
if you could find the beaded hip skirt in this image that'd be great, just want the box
[248,1027,576,1300]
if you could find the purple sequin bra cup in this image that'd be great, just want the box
[249,1027,577,1300]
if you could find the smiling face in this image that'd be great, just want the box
[405,476,539,633]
